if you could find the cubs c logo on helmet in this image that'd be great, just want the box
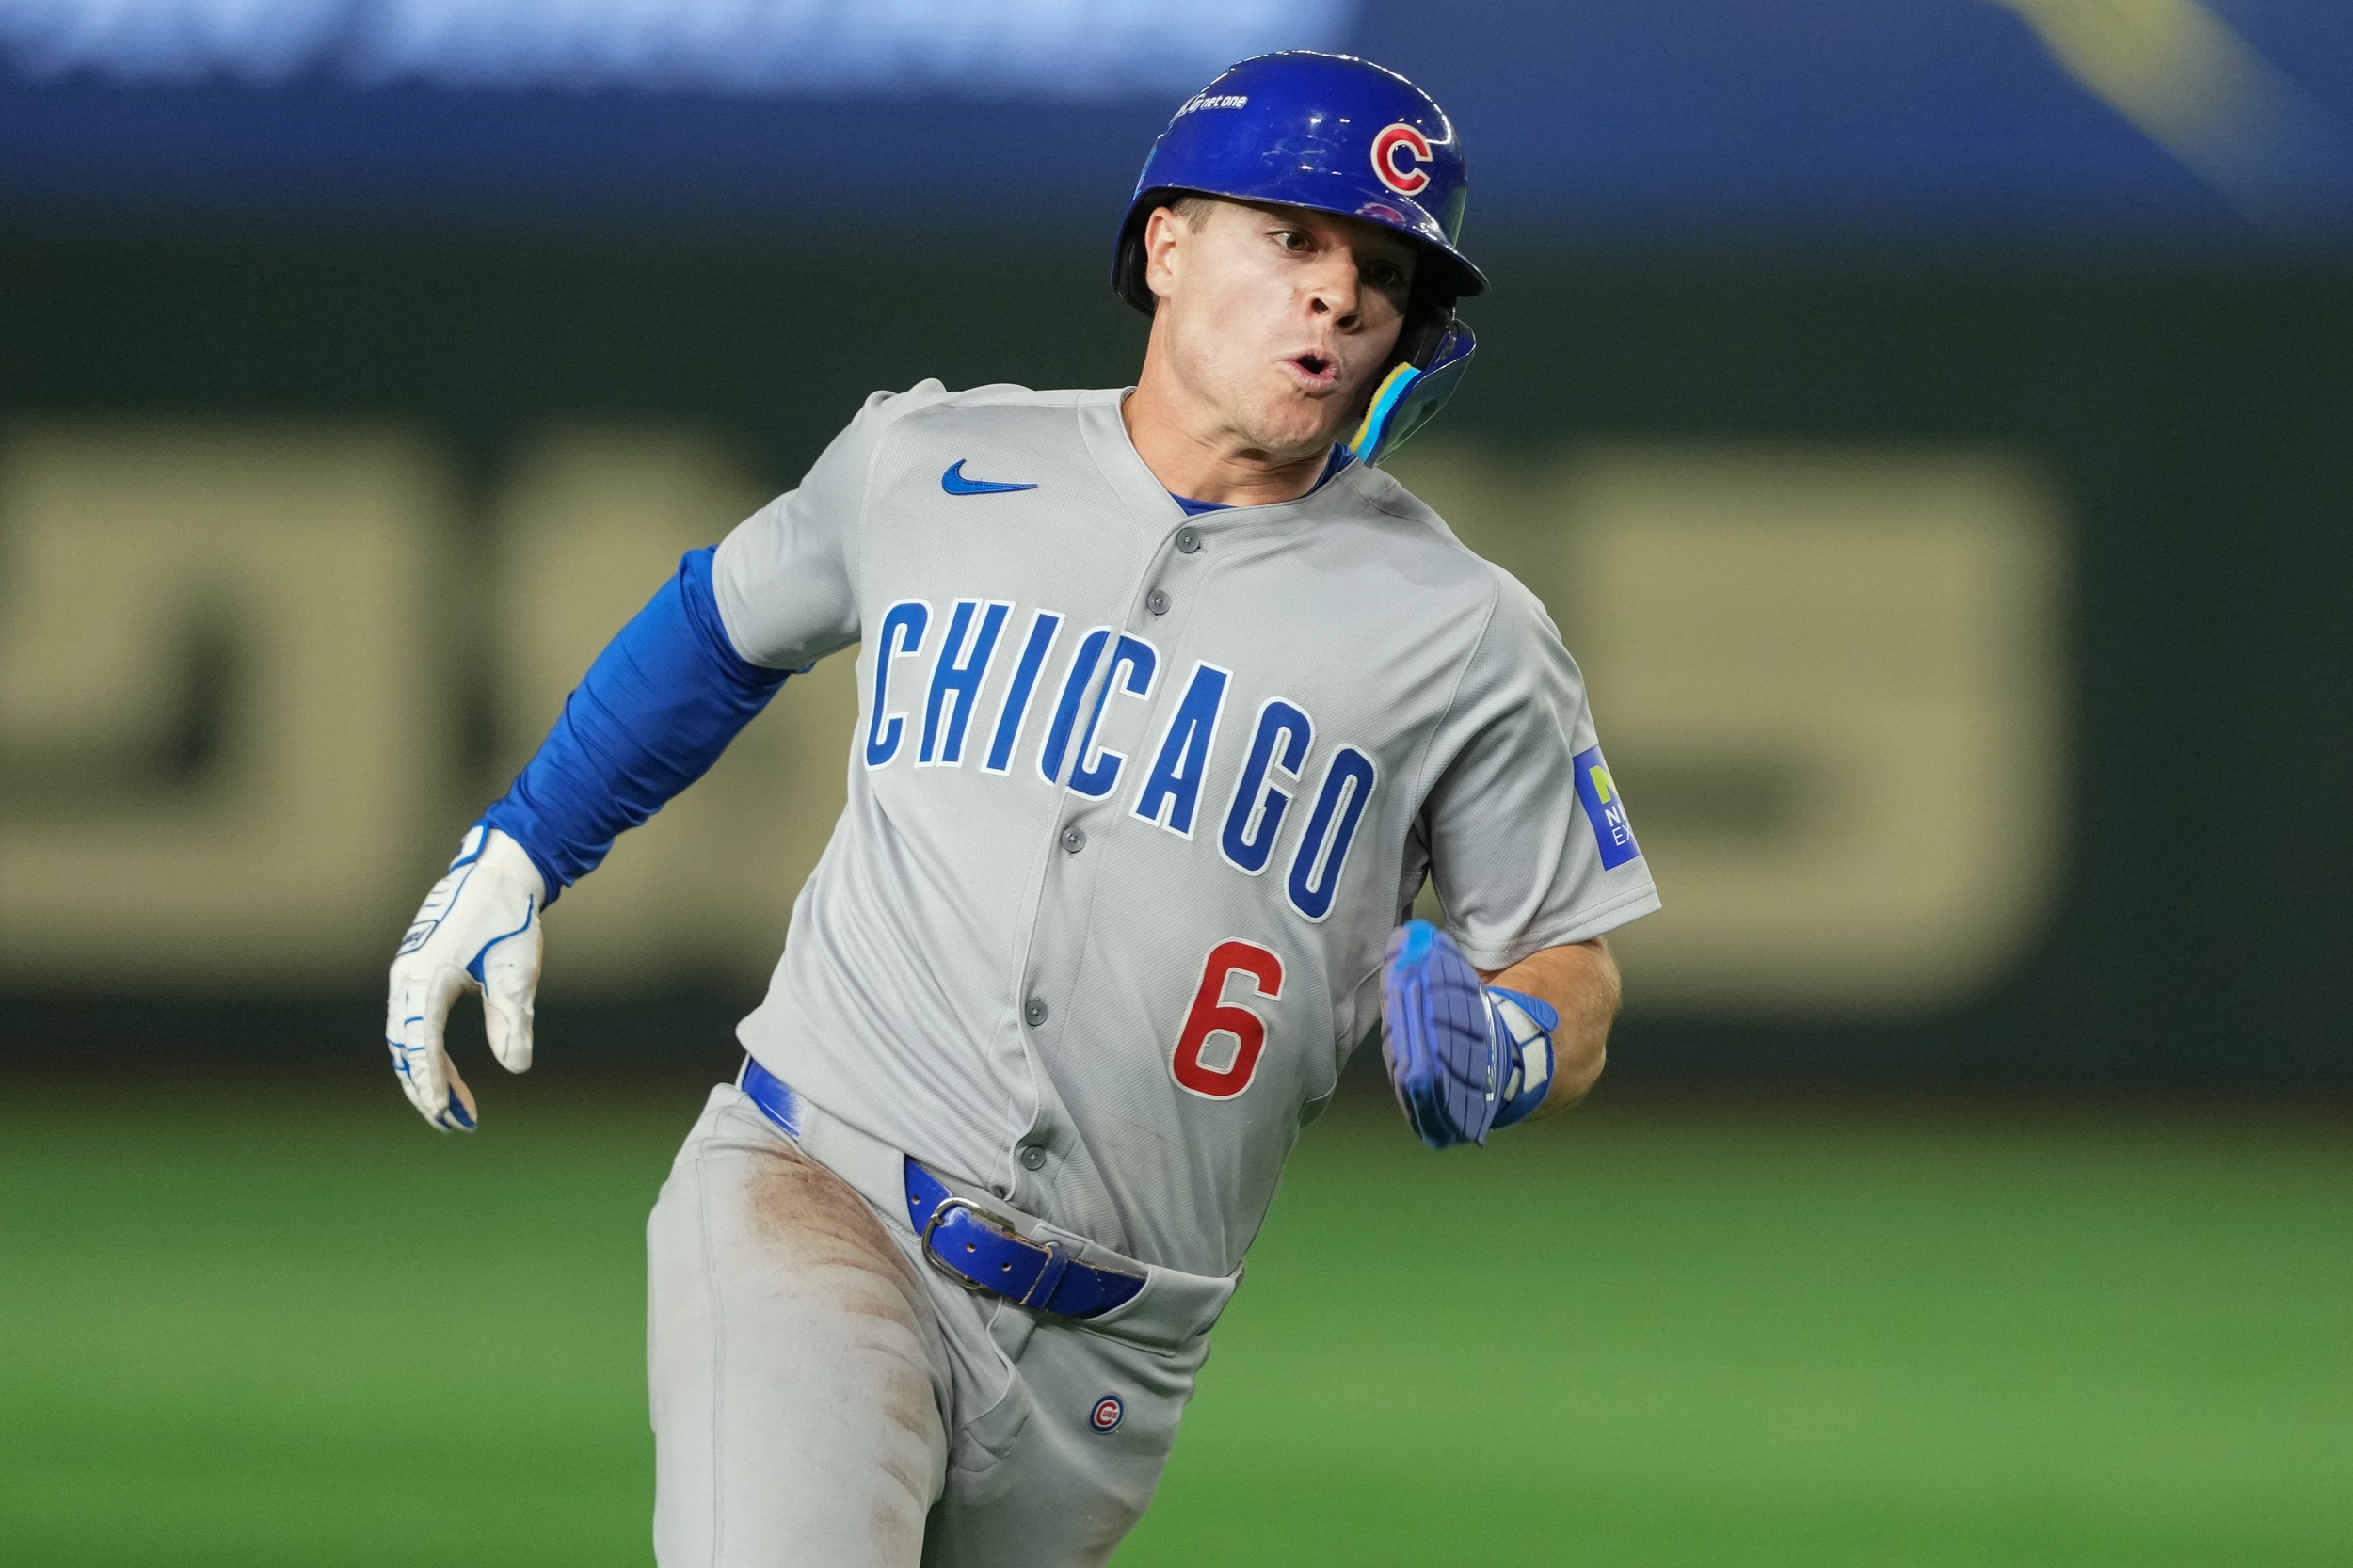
[1371,122,1434,197]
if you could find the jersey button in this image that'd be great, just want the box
[1146,588,1171,616]
[1060,825,1087,854]
[1023,998,1048,1027]
[1176,528,1202,554]
[1018,1144,1048,1171]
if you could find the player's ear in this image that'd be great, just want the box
[1142,205,1188,305]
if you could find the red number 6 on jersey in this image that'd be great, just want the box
[1171,940,1285,1099]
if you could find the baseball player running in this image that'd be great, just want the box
[385,51,1658,1567]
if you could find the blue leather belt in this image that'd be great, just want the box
[739,1058,1144,1320]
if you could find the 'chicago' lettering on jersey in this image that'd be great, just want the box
[865,599,930,767]
[920,599,1010,766]
[867,597,1375,923]
[1133,662,1231,838]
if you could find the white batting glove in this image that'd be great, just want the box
[385,824,546,1131]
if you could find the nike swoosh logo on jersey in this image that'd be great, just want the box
[941,459,1039,496]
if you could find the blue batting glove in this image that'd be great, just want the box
[1380,920,1560,1149]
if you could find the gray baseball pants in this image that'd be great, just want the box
[647,1080,1239,1567]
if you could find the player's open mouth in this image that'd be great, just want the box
[1283,351,1339,392]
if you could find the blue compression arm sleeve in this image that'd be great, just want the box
[481,548,791,902]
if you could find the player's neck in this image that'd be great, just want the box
[1122,367,1334,510]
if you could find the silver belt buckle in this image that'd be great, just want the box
[920,1193,1019,1294]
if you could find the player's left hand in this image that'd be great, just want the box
[1380,919,1559,1149]
[385,824,545,1131]
[1380,920,1504,1148]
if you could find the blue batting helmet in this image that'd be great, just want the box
[1112,51,1486,465]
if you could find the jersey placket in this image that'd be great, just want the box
[1003,520,1209,1214]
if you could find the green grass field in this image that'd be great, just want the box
[3,1082,2347,1565]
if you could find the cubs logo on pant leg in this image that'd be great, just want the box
[1089,1395,1126,1434]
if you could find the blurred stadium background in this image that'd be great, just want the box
[3,2,2348,1563]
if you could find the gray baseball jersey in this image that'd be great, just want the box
[712,382,1659,1279]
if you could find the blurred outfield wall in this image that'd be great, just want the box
[1,232,2346,1088]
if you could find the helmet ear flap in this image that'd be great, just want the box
[1395,255,1466,368]
[1394,298,1452,375]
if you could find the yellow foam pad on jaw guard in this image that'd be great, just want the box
[1347,361,1422,464]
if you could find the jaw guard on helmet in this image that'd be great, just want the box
[1346,316,1475,467]
[1112,50,1486,467]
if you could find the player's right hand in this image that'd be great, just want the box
[385,824,546,1132]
